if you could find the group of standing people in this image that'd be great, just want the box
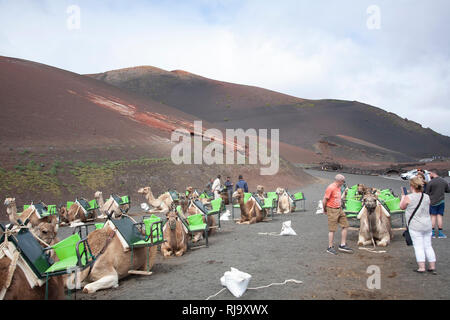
[205,174,249,200]
[323,170,449,275]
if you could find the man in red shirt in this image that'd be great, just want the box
[322,174,353,255]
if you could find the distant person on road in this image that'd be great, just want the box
[212,175,222,199]
[426,171,450,239]
[235,175,249,193]
[400,177,437,274]
[322,174,353,255]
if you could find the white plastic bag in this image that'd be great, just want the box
[220,267,252,298]
[140,203,150,212]
[315,200,324,215]
[280,220,297,236]
[220,210,231,221]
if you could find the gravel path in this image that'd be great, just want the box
[58,170,450,300]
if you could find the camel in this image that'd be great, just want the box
[179,197,216,242]
[186,186,210,205]
[94,191,121,219]
[138,187,170,215]
[4,198,53,227]
[66,219,158,294]
[233,188,266,224]
[255,185,266,200]
[275,188,294,214]
[357,193,393,247]
[0,216,65,300]
[161,210,188,257]
[62,199,96,227]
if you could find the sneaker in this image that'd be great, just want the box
[432,229,436,239]
[326,246,338,255]
[338,244,354,254]
[438,230,447,239]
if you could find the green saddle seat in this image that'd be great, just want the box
[345,198,362,214]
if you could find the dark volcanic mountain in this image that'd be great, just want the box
[88,67,450,163]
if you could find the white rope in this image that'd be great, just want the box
[257,232,281,236]
[358,247,387,254]
[205,279,303,300]
[205,288,227,300]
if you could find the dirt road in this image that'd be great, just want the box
[60,170,450,300]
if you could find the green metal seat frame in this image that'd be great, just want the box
[176,205,208,248]
[0,223,94,279]
[288,191,306,211]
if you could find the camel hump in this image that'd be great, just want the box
[87,228,114,256]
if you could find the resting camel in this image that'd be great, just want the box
[4,198,53,227]
[161,210,188,257]
[255,185,266,200]
[233,188,266,224]
[138,187,170,215]
[275,188,294,214]
[66,218,158,293]
[185,187,205,203]
[179,197,216,241]
[61,199,95,227]
[357,193,393,247]
[94,191,122,219]
[0,216,65,300]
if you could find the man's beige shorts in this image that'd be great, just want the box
[326,207,349,232]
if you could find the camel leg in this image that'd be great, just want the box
[192,232,203,243]
[161,244,172,257]
[358,239,373,246]
[175,249,185,257]
[376,237,389,247]
[82,272,119,293]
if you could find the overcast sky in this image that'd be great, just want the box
[1,0,449,136]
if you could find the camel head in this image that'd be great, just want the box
[166,210,179,231]
[357,184,367,196]
[275,187,285,196]
[94,191,103,199]
[186,186,193,193]
[232,188,244,200]
[4,197,15,207]
[256,185,264,194]
[138,187,151,195]
[32,216,59,245]
[362,194,378,212]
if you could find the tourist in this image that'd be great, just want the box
[400,177,437,274]
[224,177,233,204]
[426,171,450,239]
[205,178,213,193]
[235,175,249,193]
[211,175,222,199]
[322,174,353,255]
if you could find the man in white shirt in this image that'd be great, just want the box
[212,175,222,199]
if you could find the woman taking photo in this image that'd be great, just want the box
[400,177,437,274]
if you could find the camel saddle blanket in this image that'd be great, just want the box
[0,240,45,299]
[168,190,179,202]
[103,220,131,252]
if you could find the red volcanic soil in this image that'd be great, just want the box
[0,56,203,149]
